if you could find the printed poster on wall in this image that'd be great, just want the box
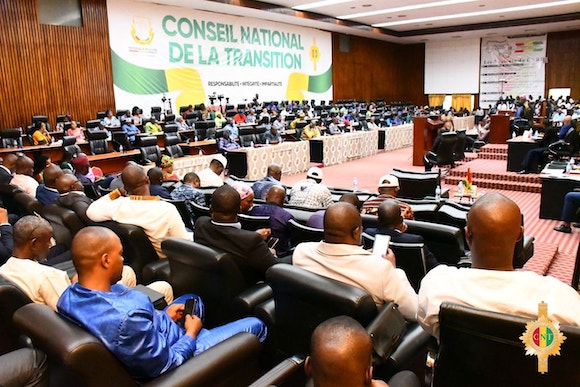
[479,35,547,107]
[106,0,333,115]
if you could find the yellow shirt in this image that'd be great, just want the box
[145,122,163,133]
[32,130,52,145]
[301,124,321,140]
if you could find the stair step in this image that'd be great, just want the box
[446,170,541,184]
[523,243,559,276]
[477,152,508,161]
[545,251,576,285]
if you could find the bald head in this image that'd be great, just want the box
[377,200,403,229]
[71,226,124,286]
[2,153,18,172]
[267,164,282,181]
[210,184,240,222]
[324,202,362,245]
[43,165,64,188]
[147,167,163,186]
[466,193,523,270]
[306,316,373,387]
[121,165,149,195]
[339,193,361,212]
[56,173,82,194]
[265,185,286,206]
[15,156,34,176]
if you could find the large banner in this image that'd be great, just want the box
[480,35,547,107]
[106,0,333,114]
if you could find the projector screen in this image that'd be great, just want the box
[425,39,480,94]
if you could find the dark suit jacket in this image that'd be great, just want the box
[0,223,13,264]
[194,216,278,284]
[0,167,13,185]
[36,184,59,205]
[364,227,439,271]
[56,192,94,225]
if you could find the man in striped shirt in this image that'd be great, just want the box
[361,175,414,219]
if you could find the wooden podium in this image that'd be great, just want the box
[489,114,511,144]
[413,116,443,166]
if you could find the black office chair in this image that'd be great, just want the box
[137,136,162,165]
[391,169,440,200]
[238,213,270,231]
[0,128,23,148]
[31,115,50,131]
[150,106,162,120]
[435,132,457,167]
[287,219,324,247]
[86,130,109,155]
[62,136,81,157]
[86,119,101,129]
[189,202,211,219]
[433,302,580,386]
[453,129,467,161]
[164,135,184,158]
[166,200,195,230]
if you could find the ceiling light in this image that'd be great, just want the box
[372,0,580,27]
[294,0,355,11]
[339,0,475,19]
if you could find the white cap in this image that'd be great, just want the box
[307,166,323,180]
[211,154,228,168]
[378,174,399,188]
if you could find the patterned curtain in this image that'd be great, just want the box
[428,94,445,107]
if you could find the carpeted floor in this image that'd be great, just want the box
[280,146,579,285]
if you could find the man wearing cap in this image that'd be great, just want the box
[289,113,306,130]
[288,167,333,209]
[361,174,414,220]
[197,154,227,187]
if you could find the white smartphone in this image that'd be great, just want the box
[373,234,391,255]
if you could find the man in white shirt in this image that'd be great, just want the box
[293,202,418,321]
[418,193,580,340]
[197,154,228,188]
[0,216,173,310]
[86,165,190,259]
[11,155,38,196]
[288,167,333,209]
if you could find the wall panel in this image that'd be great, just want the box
[0,0,114,130]
[546,30,580,98]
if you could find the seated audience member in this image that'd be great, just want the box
[0,348,48,387]
[33,154,51,183]
[160,155,179,181]
[307,193,361,229]
[147,167,172,199]
[223,117,239,138]
[32,122,52,145]
[307,316,420,387]
[66,120,85,141]
[328,117,342,135]
[0,216,173,309]
[72,153,114,189]
[252,164,283,200]
[423,121,453,171]
[365,200,440,271]
[101,109,120,128]
[230,181,254,213]
[217,129,241,152]
[175,115,190,131]
[518,119,559,174]
[182,104,194,120]
[57,227,267,381]
[86,164,189,259]
[245,109,257,124]
[233,109,246,124]
[0,208,13,264]
[194,184,284,283]
[0,153,17,184]
[300,119,322,140]
[290,113,306,130]
[55,173,94,225]
[293,202,418,320]
[214,111,227,129]
[36,165,64,205]
[553,191,580,233]
[362,175,414,220]
[249,185,294,254]
[366,116,380,130]
[60,150,75,172]
[271,115,284,132]
[418,193,580,340]
[145,117,163,134]
[263,125,281,143]
[197,154,227,187]
[11,155,39,196]
[122,118,141,144]
[288,167,333,209]
[170,172,206,216]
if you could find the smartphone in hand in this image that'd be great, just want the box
[267,237,279,249]
[180,298,198,324]
[373,234,391,255]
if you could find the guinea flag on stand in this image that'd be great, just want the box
[463,167,473,192]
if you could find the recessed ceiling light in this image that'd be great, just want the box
[398,14,407,18]
[451,35,462,38]
[525,28,536,32]
[362,3,372,7]
[350,6,355,9]
[420,39,429,42]
[371,0,580,28]
[294,0,355,11]
[426,23,433,26]
[485,32,497,35]
[479,4,485,7]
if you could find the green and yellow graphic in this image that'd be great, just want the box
[286,65,332,101]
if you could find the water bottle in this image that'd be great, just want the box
[119,145,123,153]
[352,177,358,191]
[266,138,269,145]
[511,131,516,139]
[194,135,198,142]
[565,160,572,173]
[458,182,465,196]
[198,149,202,156]
[435,185,441,202]
[250,140,254,147]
